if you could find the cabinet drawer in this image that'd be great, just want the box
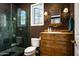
[54,48,70,56]
[40,40,54,47]
[54,40,71,46]
[54,34,73,41]
[41,35,47,39]
[40,47,54,56]
[41,34,55,40]
[40,47,51,56]
[52,44,67,50]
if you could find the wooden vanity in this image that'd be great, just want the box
[40,32,74,56]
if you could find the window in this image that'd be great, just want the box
[17,8,26,27]
[0,14,7,27]
[31,3,44,26]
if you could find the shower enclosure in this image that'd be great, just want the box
[0,3,30,56]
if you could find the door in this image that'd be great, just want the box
[16,8,31,48]
[75,3,79,56]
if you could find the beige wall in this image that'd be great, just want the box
[75,3,79,56]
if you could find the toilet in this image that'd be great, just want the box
[24,38,40,56]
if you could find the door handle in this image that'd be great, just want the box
[71,40,76,43]
[71,40,77,46]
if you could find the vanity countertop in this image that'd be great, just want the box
[41,31,73,34]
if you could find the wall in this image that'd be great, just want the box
[30,3,74,38]
[16,3,74,38]
[75,3,79,56]
[75,4,79,35]
[0,4,74,51]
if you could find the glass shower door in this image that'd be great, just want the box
[0,11,13,52]
[0,4,16,56]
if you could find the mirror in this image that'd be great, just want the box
[49,9,61,27]
[51,15,61,24]
[50,15,61,27]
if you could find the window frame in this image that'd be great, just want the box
[31,3,44,26]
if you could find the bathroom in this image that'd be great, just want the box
[0,3,76,56]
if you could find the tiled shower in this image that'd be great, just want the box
[0,4,30,55]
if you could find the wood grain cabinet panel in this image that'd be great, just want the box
[40,32,74,56]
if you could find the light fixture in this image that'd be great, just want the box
[63,8,69,13]
[44,11,48,16]
[13,17,16,21]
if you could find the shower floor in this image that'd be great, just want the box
[0,47,25,56]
